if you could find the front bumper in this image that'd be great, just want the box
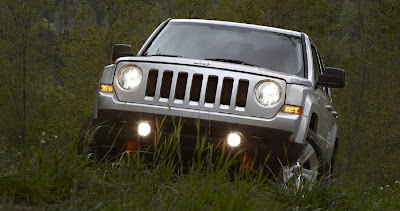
[96,92,310,145]
[93,108,304,169]
[93,92,310,168]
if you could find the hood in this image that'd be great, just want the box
[115,56,312,87]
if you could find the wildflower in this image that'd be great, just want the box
[86,153,93,161]
[54,135,58,139]
[41,132,46,136]
[386,185,390,188]
[40,139,45,144]
[379,187,384,190]
[395,180,399,184]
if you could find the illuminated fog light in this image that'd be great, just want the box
[137,122,151,136]
[227,132,241,147]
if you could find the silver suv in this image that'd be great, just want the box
[89,19,345,180]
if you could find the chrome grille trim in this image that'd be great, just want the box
[169,71,179,100]
[153,70,163,100]
[230,78,239,108]
[145,70,250,110]
[198,74,208,105]
[213,76,224,107]
[182,73,192,103]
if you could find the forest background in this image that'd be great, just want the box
[0,0,399,193]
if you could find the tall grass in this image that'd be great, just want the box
[0,120,397,210]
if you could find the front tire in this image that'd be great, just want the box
[283,129,325,187]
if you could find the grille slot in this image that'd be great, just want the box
[160,71,173,98]
[175,72,188,100]
[190,74,203,102]
[205,75,218,103]
[220,77,234,105]
[145,70,158,97]
[236,80,249,107]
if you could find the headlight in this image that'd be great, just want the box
[118,65,143,90]
[255,81,281,106]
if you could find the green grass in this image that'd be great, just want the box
[0,124,399,210]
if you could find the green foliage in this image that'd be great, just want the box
[0,0,49,140]
[333,0,400,183]
[0,123,334,209]
[270,177,347,209]
[1,122,399,210]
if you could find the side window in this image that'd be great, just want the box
[311,45,331,97]
[315,48,332,98]
[311,46,322,86]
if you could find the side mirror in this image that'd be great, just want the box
[112,44,133,62]
[317,67,345,88]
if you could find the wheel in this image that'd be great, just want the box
[282,129,325,188]
[80,114,130,161]
[79,113,107,159]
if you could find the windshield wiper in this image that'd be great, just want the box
[204,58,257,67]
[144,53,185,58]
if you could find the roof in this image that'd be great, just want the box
[170,19,302,37]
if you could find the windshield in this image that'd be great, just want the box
[143,22,304,76]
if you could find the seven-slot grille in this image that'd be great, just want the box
[145,70,249,109]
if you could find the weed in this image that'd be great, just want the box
[1,119,397,210]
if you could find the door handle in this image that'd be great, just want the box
[325,105,333,111]
[332,111,338,118]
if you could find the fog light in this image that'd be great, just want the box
[137,122,151,136]
[227,132,241,147]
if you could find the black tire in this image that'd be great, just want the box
[80,114,126,161]
[305,129,326,180]
[282,129,326,185]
